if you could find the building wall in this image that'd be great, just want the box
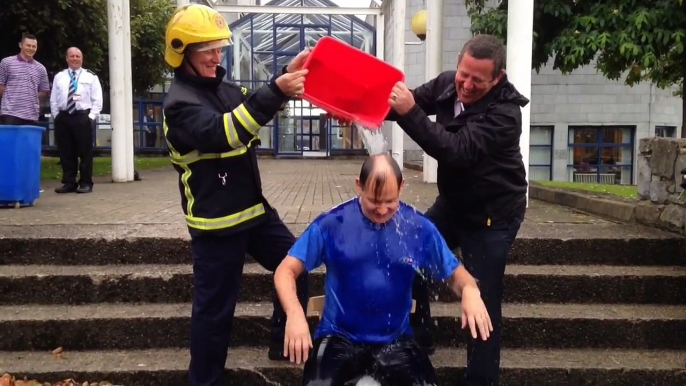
[391,0,683,183]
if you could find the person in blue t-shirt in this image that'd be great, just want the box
[274,154,492,386]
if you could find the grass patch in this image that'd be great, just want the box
[536,181,638,199]
[41,156,171,181]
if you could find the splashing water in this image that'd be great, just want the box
[353,122,388,155]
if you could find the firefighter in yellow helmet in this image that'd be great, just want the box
[163,5,310,384]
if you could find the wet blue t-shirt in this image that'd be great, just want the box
[288,197,460,345]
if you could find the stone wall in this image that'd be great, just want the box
[636,137,686,235]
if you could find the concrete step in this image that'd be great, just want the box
[1,264,684,305]
[0,303,683,351]
[0,347,683,385]
[2,234,684,266]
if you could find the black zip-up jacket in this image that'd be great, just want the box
[163,66,287,237]
[389,71,529,229]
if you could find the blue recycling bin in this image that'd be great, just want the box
[0,125,46,208]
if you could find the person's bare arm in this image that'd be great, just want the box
[275,256,307,317]
[447,265,492,340]
[37,66,50,99]
[447,265,479,297]
[274,255,311,364]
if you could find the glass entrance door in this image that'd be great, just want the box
[299,115,328,156]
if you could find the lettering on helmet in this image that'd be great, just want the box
[214,14,226,29]
[241,87,248,96]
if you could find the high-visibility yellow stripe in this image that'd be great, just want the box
[163,114,263,231]
[186,203,265,230]
[163,117,194,217]
[234,103,260,135]
[162,118,180,156]
[179,164,194,217]
[169,138,258,166]
[239,104,260,133]
[223,113,244,148]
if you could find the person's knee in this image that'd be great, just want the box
[374,339,439,385]
[302,336,364,385]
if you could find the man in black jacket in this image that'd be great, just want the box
[387,34,529,386]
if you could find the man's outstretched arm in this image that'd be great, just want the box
[447,266,493,341]
[274,221,325,365]
[423,219,493,341]
[275,256,308,320]
[275,256,312,365]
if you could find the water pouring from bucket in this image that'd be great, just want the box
[353,122,389,156]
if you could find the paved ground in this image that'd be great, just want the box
[0,159,678,240]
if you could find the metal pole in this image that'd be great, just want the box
[506,0,534,205]
[391,0,405,169]
[212,5,381,15]
[176,0,189,6]
[123,0,134,181]
[422,0,442,184]
[108,0,127,182]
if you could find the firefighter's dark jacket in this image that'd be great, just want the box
[163,66,287,237]
[388,71,530,228]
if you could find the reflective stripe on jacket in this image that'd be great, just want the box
[163,66,288,236]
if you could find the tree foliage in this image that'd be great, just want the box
[0,0,174,97]
[465,0,686,132]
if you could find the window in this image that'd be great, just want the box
[567,126,634,185]
[529,126,553,181]
[656,126,676,138]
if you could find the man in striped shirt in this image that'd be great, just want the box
[0,33,50,125]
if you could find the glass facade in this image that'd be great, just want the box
[529,125,553,181]
[567,126,635,185]
[226,0,376,155]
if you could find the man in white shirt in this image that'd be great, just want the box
[50,47,103,194]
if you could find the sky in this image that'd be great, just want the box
[329,0,380,20]
[330,0,381,8]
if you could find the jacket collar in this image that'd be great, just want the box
[435,73,529,113]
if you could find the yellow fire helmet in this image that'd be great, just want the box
[165,4,232,68]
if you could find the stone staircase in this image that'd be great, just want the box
[0,230,685,385]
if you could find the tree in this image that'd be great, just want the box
[465,0,686,136]
[0,0,174,98]
[0,0,108,81]
[130,0,175,96]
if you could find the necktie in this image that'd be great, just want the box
[67,70,76,114]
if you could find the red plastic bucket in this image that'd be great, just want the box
[301,36,405,128]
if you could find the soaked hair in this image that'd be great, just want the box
[359,154,403,200]
[458,34,506,79]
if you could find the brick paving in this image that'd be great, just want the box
[0,158,648,240]
[0,159,439,226]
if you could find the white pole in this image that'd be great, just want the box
[123,0,134,182]
[176,0,189,6]
[506,0,534,205]
[108,0,127,182]
[422,0,442,184]
[391,0,405,169]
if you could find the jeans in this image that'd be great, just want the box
[414,197,524,386]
